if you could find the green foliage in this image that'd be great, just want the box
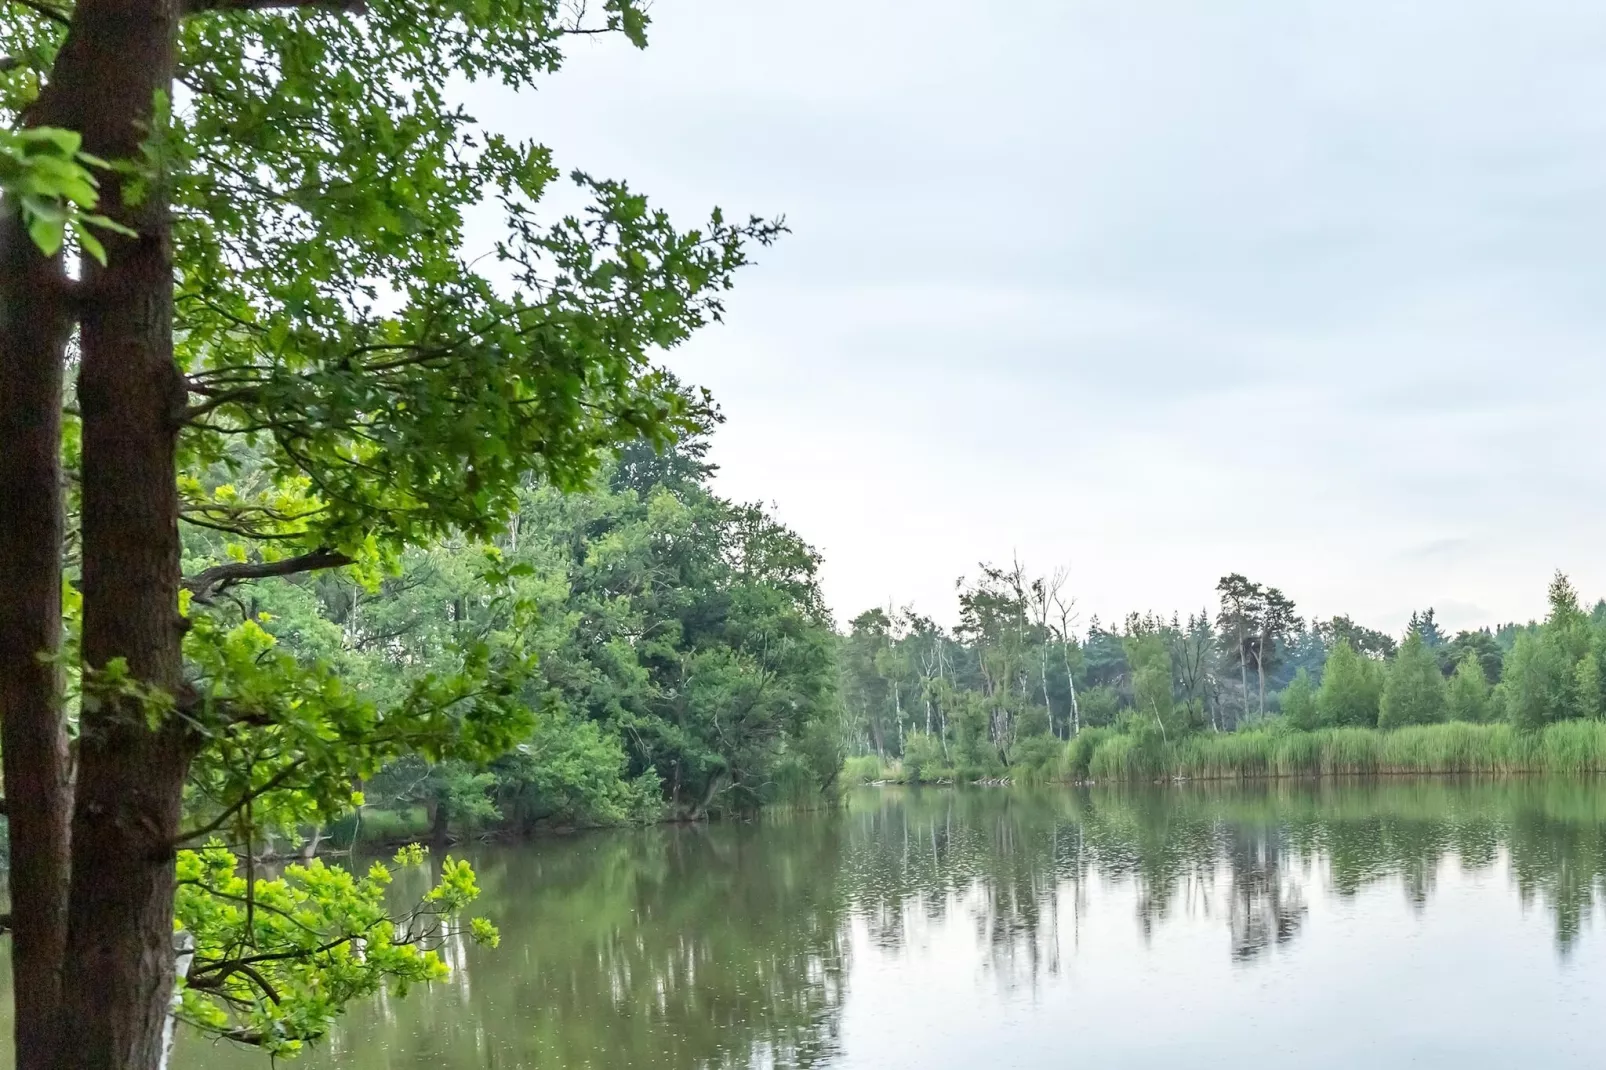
[1504,630,1574,732]
[1121,721,1606,780]
[1078,684,1121,728]
[493,715,664,828]
[901,732,948,784]
[1123,631,1176,735]
[1064,726,1113,780]
[1379,630,1448,728]
[1,0,799,1057]
[1087,717,1168,781]
[1280,668,1319,731]
[842,755,886,785]
[173,843,496,1054]
[1447,653,1494,723]
[1315,640,1382,728]
[1574,649,1604,721]
[1443,629,1503,683]
[0,125,133,262]
[1008,733,1063,783]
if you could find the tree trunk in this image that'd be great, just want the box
[1237,621,1249,728]
[429,796,451,847]
[300,825,326,861]
[49,1,188,1067]
[1061,644,1080,737]
[0,201,73,1070]
[1040,649,1053,736]
[1257,650,1267,721]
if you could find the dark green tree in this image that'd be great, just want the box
[1443,629,1503,683]
[1316,616,1398,659]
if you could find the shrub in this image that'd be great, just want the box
[842,755,885,785]
[902,733,948,783]
[1009,733,1064,783]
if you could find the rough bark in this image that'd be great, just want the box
[46,0,189,1067]
[0,200,74,1070]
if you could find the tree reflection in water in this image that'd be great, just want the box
[148,779,1606,1070]
[842,780,1606,974]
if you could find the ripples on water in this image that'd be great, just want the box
[10,779,1606,1069]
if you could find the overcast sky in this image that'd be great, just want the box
[474,1,1606,635]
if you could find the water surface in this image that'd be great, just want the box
[20,780,1606,1068]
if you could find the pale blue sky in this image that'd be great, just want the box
[476,1,1606,634]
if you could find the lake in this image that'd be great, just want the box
[13,779,1606,1068]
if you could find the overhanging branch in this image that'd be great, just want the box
[174,759,306,845]
[7,0,70,26]
[182,548,352,604]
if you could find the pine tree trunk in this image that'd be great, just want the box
[1237,622,1249,727]
[1257,653,1266,720]
[49,2,189,1067]
[0,202,74,1070]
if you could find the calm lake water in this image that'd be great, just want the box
[11,780,1606,1068]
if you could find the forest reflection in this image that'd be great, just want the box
[166,780,1606,1070]
[842,780,1606,970]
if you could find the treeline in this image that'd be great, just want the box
[842,566,1606,782]
[236,521,1606,838]
[203,432,843,842]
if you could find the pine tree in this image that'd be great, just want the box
[1379,631,1448,728]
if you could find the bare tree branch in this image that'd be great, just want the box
[183,548,352,603]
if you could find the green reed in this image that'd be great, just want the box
[1086,721,1606,782]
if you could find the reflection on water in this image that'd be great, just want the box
[8,779,1606,1069]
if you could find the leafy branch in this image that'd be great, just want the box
[0,126,134,263]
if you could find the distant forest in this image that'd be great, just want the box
[840,565,1602,771]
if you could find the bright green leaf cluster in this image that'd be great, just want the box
[0,125,133,262]
[174,841,496,1054]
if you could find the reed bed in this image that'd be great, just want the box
[1089,721,1606,782]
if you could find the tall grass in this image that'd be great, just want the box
[842,754,890,784]
[1089,721,1606,782]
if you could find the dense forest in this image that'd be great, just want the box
[192,426,845,846]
